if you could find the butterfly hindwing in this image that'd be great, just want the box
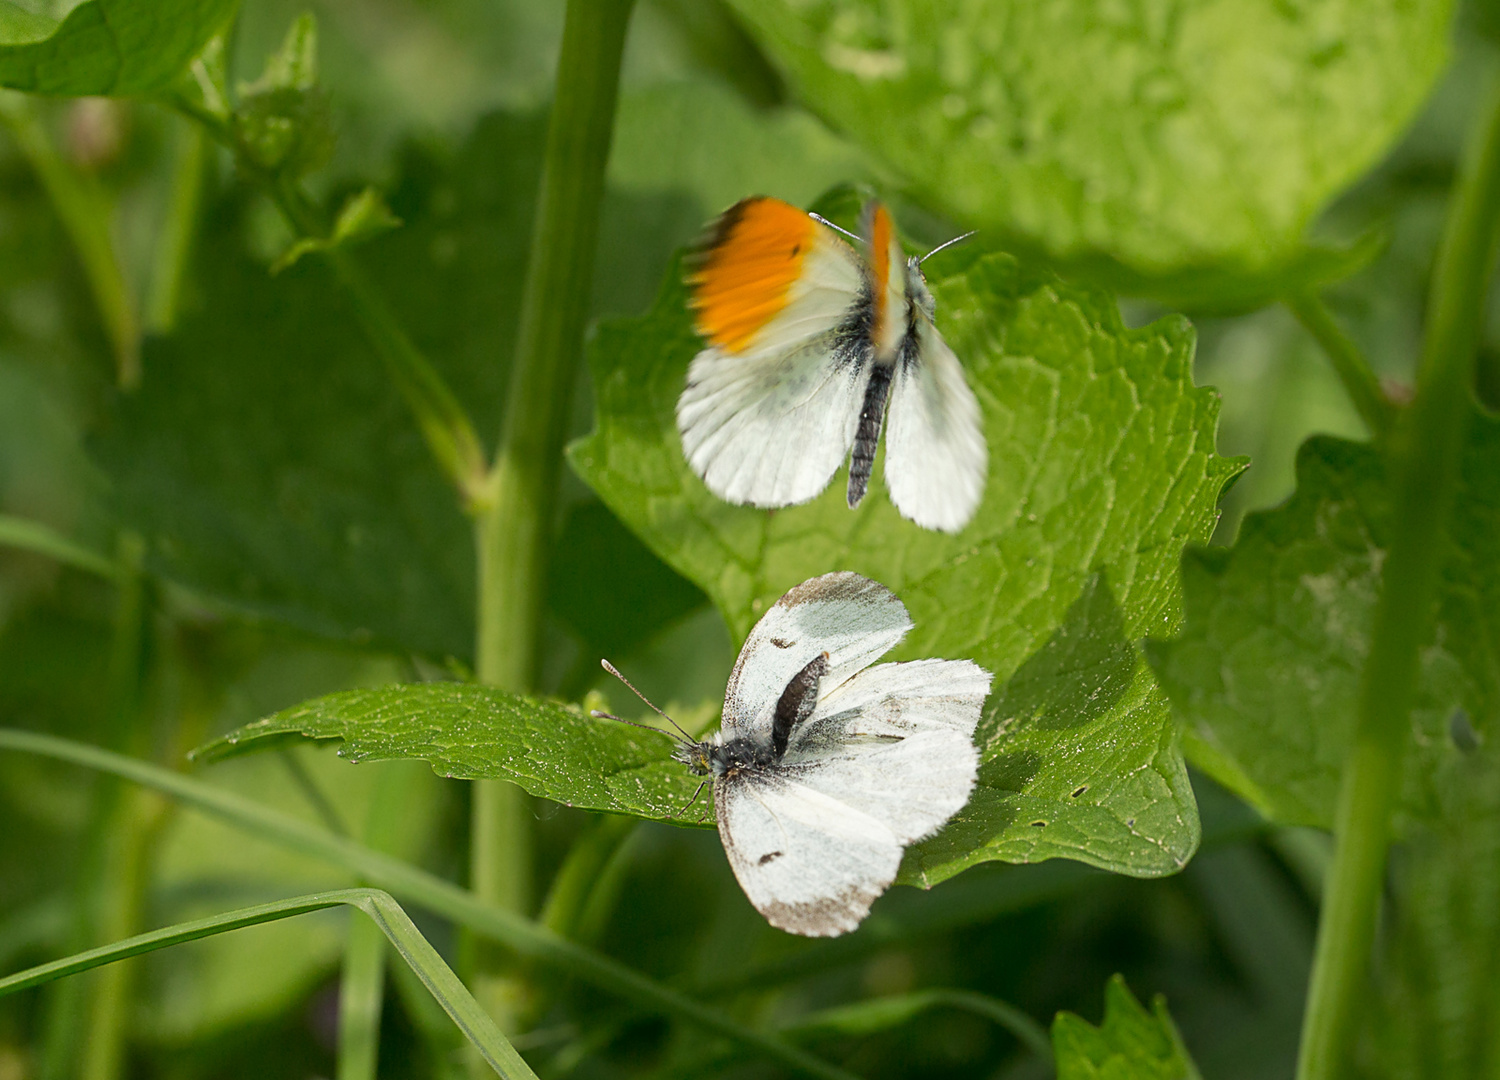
[884,312,988,532]
[716,770,900,937]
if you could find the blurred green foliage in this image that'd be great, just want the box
[0,0,1495,1077]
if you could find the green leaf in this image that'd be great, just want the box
[0,3,54,43]
[569,248,1242,881]
[191,683,713,826]
[0,0,237,96]
[726,0,1452,281]
[273,186,402,273]
[1053,975,1202,1080]
[1148,416,1500,829]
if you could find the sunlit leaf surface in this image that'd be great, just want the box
[728,0,1451,279]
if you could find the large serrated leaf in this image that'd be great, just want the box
[0,0,237,96]
[568,248,1242,882]
[726,0,1451,282]
[1053,975,1202,1080]
[1148,416,1500,830]
[192,683,712,826]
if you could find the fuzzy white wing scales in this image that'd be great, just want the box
[884,316,987,533]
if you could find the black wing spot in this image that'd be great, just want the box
[758,851,783,865]
[1030,820,1047,828]
[1071,785,1088,798]
[770,637,795,649]
[791,244,801,256]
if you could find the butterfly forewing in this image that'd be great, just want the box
[678,197,871,509]
[721,571,911,741]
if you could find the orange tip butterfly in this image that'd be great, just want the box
[677,197,987,533]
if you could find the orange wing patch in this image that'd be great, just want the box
[688,197,819,353]
[863,202,894,352]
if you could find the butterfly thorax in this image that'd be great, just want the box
[674,733,777,778]
[675,650,831,780]
[904,258,937,323]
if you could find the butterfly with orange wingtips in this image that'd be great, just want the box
[676,197,987,533]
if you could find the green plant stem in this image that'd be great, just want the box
[168,96,486,506]
[539,814,636,940]
[469,0,636,1031]
[146,118,209,334]
[0,730,859,1080]
[783,989,1054,1067]
[1285,292,1396,439]
[0,888,537,1080]
[269,182,490,504]
[1295,73,1500,1080]
[338,764,422,1080]
[0,94,140,387]
[0,514,119,580]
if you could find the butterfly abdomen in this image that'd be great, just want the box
[847,363,893,508]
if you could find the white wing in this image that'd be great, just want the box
[721,572,911,741]
[788,658,990,839]
[677,230,869,508]
[884,315,987,533]
[718,657,991,936]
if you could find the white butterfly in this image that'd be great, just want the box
[600,572,991,936]
[677,197,988,533]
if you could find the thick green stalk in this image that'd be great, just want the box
[0,730,860,1080]
[1285,292,1396,440]
[0,94,140,387]
[470,0,635,1028]
[1295,73,1500,1080]
[0,889,537,1080]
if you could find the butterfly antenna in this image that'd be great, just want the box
[599,659,697,742]
[919,229,977,264]
[590,709,686,743]
[809,212,864,245]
